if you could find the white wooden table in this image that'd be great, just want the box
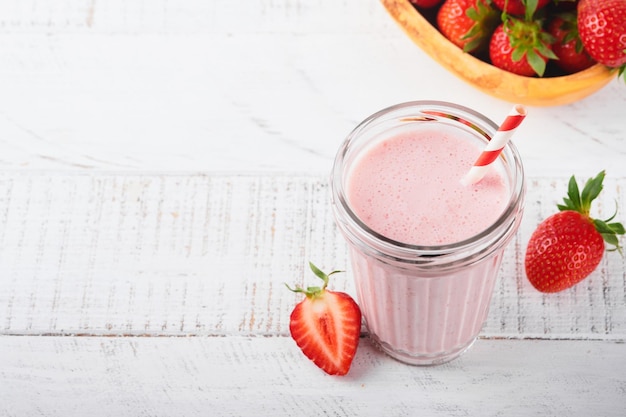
[1,1,625,416]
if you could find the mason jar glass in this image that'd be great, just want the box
[331,101,525,365]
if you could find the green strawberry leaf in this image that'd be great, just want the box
[461,0,500,53]
[524,0,539,20]
[463,38,482,53]
[580,171,605,213]
[537,42,558,60]
[466,7,479,20]
[608,222,626,235]
[511,47,525,63]
[566,175,582,210]
[594,219,614,234]
[527,50,547,76]
[602,234,620,251]
[557,196,575,211]
[558,171,624,253]
[504,17,556,77]
[286,262,344,297]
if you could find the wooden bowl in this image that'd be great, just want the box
[381,0,617,106]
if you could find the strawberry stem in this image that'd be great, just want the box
[524,0,539,21]
[461,0,500,53]
[285,262,344,298]
[557,170,625,253]
[502,16,557,77]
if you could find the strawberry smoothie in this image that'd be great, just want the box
[331,102,525,365]
[347,127,509,246]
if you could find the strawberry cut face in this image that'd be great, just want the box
[289,291,361,375]
[287,263,362,376]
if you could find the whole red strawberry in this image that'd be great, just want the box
[548,13,596,74]
[525,171,625,293]
[492,0,550,16]
[577,0,626,69]
[437,0,500,53]
[489,18,557,76]
[287,262,361,375]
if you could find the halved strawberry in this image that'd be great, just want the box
[287,262,362,375]
[525,171,625,293]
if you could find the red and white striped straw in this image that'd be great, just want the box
[461,104,527,186]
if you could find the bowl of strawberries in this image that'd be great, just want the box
[381,0,624,106]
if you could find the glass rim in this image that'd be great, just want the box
[330,100,525,262]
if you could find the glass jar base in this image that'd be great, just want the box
[369,334,477,366]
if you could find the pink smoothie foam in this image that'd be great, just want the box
[345,127,510,363]
[347,128,509,246]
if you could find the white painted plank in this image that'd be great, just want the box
[0,0,393,34]
[0,336,624,417]
[1,174,625,340]
[0,2,624,176]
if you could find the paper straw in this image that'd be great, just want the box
[461,104,527,186]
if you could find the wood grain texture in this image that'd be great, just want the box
[0,0,390,34]
[1,1,625,415]
[0,1,625,177]
[1,173,624,340]
[1,336,625,417]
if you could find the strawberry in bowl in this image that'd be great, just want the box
[577,0,626,74]
[381,0,620,105]
[488,17,557,77]
[436,0,499,53]
[547,12,596,74]
[491,0,550,16]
